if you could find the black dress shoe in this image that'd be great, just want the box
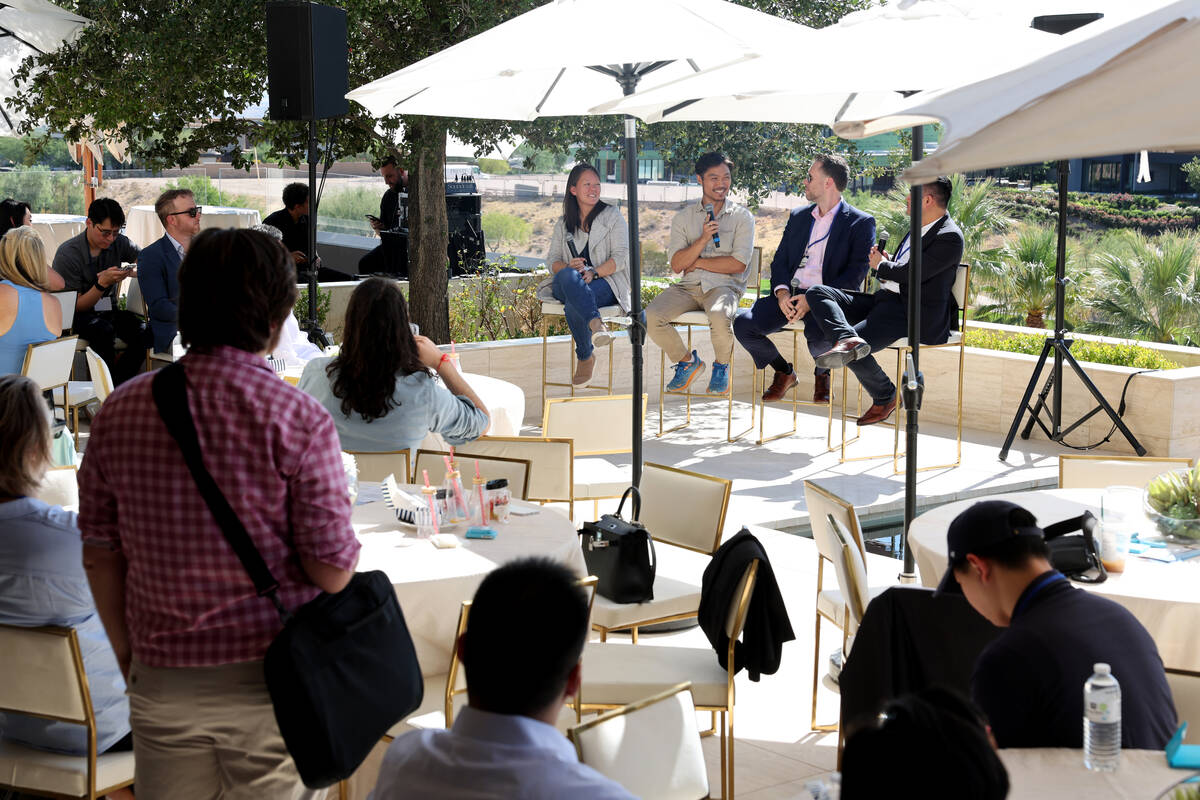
[815,337,871,370]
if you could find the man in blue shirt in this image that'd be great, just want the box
[373,559,633,799]
[733,154,874,404]
[936,500,1177,750]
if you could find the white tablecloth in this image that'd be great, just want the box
[999,748,1185,799]
[124,204,262,249]
[32,213,87,266]
[354,486,583,676]
[909,489,1200,671]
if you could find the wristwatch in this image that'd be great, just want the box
[94,280,107,293]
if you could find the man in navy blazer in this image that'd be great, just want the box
[807,177,965,426]
[139,188,201,353]
[733,154,875,404]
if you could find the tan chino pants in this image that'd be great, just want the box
[644,282,741,364]
[128,659,321,800]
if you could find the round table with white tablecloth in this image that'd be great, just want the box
[31,213,87,266]
[998,748,1185,800]
[123,204,262,249]
[908,489,1200,672]
[353,482,584,676]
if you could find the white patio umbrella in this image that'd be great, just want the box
[347,0,820,485]
[594,0,1061,123]
[0,0,90,133]
[833,0,1200,183]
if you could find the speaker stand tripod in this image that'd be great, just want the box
[999,161,1146,460]
[303,118,332,349]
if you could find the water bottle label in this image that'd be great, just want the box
[1085,688,1121,723]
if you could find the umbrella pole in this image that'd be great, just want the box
[901,125,922,582]
[613,68,644,486]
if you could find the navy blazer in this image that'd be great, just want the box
[769,200,875,294]
[137,235,182,353]
[875,215,965,345]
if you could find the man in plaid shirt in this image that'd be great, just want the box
[80,228,360,798]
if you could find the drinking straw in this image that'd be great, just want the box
[475,459,488,525]
[443,455,468,517]
[421,469,439,535]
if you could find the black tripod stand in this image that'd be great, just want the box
[999,161,1146,460]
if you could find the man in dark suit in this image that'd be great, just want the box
[806,176,964,426]
[733,154,874,404]
[139,188,201,353]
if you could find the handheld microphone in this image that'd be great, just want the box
[566,239,590,267]
[877,230,890,256]
[704,204,721,248]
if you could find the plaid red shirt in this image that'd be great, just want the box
[79,346,360,667]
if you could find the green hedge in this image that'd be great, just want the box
[964,329,1182,370]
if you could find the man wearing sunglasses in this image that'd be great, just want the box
[139,189,202,357]
[51,198,145,384]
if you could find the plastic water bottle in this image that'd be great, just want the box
[1083,662,1121,771]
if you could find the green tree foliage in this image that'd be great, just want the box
[1184,157,1200,195]
[1081,230,1200,345]
[973,225,1074,329]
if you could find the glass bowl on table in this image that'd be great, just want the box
[1143,467,1200,542]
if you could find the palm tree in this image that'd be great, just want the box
[1081,231,1200,345]
[973,225,1075,329]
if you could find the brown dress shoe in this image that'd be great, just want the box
[856,397,897,426]
[815,337,871,370]
[573,355,595,385]
[813,372,830,404]
[762,369,798,402]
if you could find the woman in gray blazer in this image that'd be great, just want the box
[540,163,631,385]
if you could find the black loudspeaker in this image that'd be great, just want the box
[266,2,349,121]
[446,193,484,275]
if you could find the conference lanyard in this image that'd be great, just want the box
[1012,571,1068,618]
[894,234,912,264]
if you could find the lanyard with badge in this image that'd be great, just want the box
[793,228,834,292]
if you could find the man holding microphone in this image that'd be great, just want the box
[733,154,874,404]
[644,152,755,396]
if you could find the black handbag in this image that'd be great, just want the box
[152,363,423,788]
[580,486,657,604]
[1044,511,1107,584]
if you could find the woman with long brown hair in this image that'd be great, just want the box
[298,277,489,453]
[537,163,631,385]
[0,375,133,765]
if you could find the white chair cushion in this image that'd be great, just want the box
[888,330,962,350]
[582,642,729,708]
[51,382,97,407]
[542,301,626,320]
[590,576,701,630]
[573,458,631,499]
[0,738,134,797]
[817,584,890,630]
[670,311,711,326]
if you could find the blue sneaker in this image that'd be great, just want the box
[707,362,730,395]
[666,351,706,392]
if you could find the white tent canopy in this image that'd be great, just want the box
[831,0,1200,184]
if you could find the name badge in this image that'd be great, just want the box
[94,297,112,312]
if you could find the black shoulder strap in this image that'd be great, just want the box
[151,363,289,621]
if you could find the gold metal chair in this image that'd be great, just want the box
[1058,454,1194,489]
[540,300,631,410]
[345,450,411,484]
[837,264,971,472]
[803,481,876,733]
[569,682,708,800]
[413,449,533,500]
[581,559,759,799]
[738,254,837,447]
[23,337,93,448]
[0,624,136,800]
[453,435,575,517]
[542,394,646,519]
[589,462,731,643]
[657,247,761,443]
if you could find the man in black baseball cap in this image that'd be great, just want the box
[940,500,1176,750]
